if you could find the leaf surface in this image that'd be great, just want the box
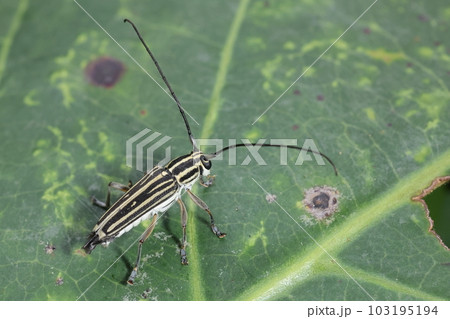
[0,0,449,301]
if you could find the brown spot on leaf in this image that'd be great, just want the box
[292,124,299,131]
[412,176,450,250]
[417,14,428,22]
[363,27,371,34]
[303,186,340,220]
[312,192,330,209]
[44,243,56,255]
[85,57,125,88]
[74,248,88,257]
[265,193,277,203]
[293,89,301,95]
[317,94,324,101]
[141,288,152,299]
[55,277,64,286]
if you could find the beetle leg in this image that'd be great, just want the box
[186,190,226,238]
[91,181,131,209]
[127,213,158,285]
[178,199,189,265]
[199,175,215,188]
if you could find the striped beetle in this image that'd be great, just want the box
[82,19,337,285]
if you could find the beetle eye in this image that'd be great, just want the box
[201,155,212,170]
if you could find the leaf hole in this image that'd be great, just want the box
[412,176,450,250]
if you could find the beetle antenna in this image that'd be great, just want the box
[207,143,338,176]
[124,19,197,150]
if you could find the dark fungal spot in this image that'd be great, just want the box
[406,62,413,68]
[363,27,371,34]
[303,186,340,220]
[44,243,56,255]
[317,94,324,101]
[55,277,64,286]
[141,288,152,299]
[85,57,125,88]
[417,14,428,22]
[265,193,277,203]
[293,89,301,95]
[292,124,299,131]
[312,192,330,209]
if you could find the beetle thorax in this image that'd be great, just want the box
[165,151,212,186]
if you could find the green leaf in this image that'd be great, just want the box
[1,0,449,301]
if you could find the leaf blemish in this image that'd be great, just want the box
[265,193,277,203]
[365,48,405,64]
[74,249,87,257]
[302,186,340,221]
[55,277,64,286]
[417,14,429,22]
[85,57,125,88]
[44,243,56,255]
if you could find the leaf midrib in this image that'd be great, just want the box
[186,0,251,301]
[0,0,28,85]
[180,0,450,300]
[237,149,450,300]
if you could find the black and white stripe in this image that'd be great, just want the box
[83,151,208,253]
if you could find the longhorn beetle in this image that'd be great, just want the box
[82,19,338,285]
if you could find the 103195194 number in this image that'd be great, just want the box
[368,305,438,316]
